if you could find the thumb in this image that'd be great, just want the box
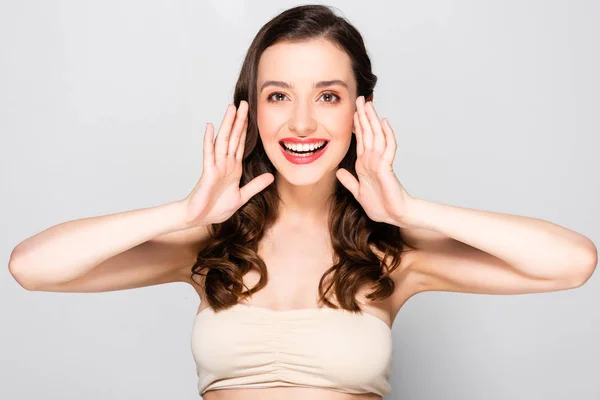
[336,168,359,198]
[239,173,275,204]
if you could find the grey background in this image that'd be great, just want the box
[2,0,598,399]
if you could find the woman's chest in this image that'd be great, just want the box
[194,223,410,325]
[246,228,337,307]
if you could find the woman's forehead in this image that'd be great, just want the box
[256,39,354,89]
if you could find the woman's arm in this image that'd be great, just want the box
[400,197,597,283]
[8,200,209,292]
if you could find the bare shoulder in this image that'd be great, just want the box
[391,226,448,293]
[369,235,427,313]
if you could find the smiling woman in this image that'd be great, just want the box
[8,3,597,400]
[189,4,595,399]
[187,5,411,400]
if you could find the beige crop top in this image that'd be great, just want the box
[190,302,393,397]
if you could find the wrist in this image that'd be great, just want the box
[392,196,432,230]
[167,199,197,231]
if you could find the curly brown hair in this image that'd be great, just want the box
[190,4,414,314]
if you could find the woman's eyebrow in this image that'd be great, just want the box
[259,80,348,92]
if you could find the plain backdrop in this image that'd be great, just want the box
[1,1,599,399]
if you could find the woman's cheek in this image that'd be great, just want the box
[324,108,354,139]
[257,105,286,138]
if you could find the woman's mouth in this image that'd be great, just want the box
[279,140,329,165]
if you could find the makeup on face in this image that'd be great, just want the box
[278,137,330,165]
[256,39,357,173]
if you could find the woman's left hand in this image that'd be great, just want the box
[336,96,415,227]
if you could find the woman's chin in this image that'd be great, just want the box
[275,169,326,187]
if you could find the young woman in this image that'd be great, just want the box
[9,5,597,400]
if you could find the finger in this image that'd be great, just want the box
[356,96,373,150]
[381,118,398,164]
[215,104,236,161]
[203,123,215,167]
[239,173,275,204]
[228,101,248,157]
[336,168,359,199]
[353,111,364,157]
[364,101,386,153]
[235,117,248,161]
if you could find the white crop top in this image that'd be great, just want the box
[190,302,393,397]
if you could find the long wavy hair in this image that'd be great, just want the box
[191,4,414,314]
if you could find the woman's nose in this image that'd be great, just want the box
[288,102,318,134]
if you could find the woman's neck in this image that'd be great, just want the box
[275,172,337,226]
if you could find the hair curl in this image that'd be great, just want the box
[191,4,414,314]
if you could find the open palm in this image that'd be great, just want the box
[182,101,274,227]
[336,96,412,226]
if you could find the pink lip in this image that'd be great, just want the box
[279,141,329,165]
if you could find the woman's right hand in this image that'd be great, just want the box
[181,100,275,227]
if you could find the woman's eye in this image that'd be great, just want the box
[267,92,288,102]
[320,93,341,103]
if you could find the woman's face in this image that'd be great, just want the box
[256,38,357,186]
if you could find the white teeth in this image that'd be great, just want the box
[282,140,326,151]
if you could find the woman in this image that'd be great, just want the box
[9,4,597,400]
